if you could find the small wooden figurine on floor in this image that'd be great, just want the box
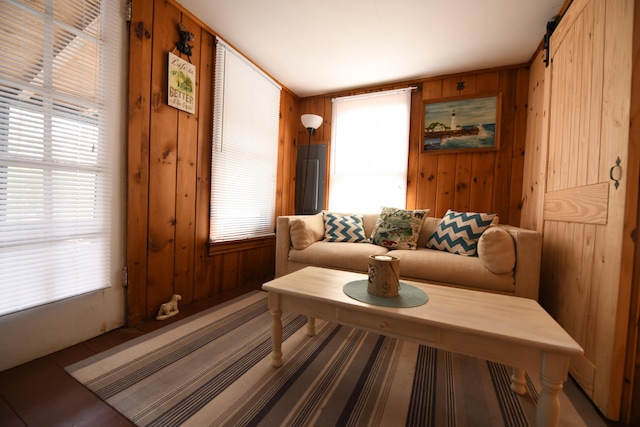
[156,294,181,320]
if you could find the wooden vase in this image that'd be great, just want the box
[367,255,400,298]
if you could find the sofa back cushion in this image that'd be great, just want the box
[417,217,440,247]
[362,213,380,236]
[289,214,324,249]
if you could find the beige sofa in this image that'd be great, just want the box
[275,212,542,300]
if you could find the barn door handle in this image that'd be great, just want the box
[610,157,622,190]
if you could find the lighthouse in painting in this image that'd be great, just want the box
[451,110,457,129]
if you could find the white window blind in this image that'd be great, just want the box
[210,39,281,242]
[0,0,120,316]
[329,88,413,212]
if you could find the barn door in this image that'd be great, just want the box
[539,0,635,419]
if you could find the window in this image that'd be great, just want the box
[210,39,281,242]
[329,88,413,212]
[0,0,120,316]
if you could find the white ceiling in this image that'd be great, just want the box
[176,0,565,98]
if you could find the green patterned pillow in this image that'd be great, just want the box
[369,207,430,250]
[322,212,367,242]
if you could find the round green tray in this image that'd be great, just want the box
[343,280,429,308]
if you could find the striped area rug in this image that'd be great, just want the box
[66,291,589,427]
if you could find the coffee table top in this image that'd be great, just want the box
[262,266,583,356]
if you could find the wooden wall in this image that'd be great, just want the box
[520,48,547,232]
[520,0,640,420]
[126,0,299,324]
[127,0,530,324]
[297,67,530,224]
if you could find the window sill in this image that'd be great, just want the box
[208,235,275,256]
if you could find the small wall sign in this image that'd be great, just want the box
[168,52,196,114]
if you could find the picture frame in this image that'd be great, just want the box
[168,52,196,114]
[423,93,501,153]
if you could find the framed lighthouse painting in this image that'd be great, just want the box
[422,93,501,154]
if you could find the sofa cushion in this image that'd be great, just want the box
[477,225,516,274]
[289,213,324,249]
[289,219,317,250]
[388,248,515,293]
[289,241,389,272]
[426,209,496,256]
[369,207,430,250]
[417,217,440,247]
[322,212,367,243]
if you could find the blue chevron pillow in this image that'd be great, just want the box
[427,210,497,256]
[322,212,367,243]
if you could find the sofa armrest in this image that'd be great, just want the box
[500,225,542,300]
[275,216,296,278]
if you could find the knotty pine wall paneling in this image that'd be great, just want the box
[127,0,153,324]
[127,0,298,323]
[520,0,640,418]
[623,3,640,421]
[520,48,548,231]
[405,88,423,210]
[295,96,330,214]
[146,0,180,319]
[193,31,215,303]
[173,12,201,305]
[419,68,529,223]
[128,0,528,324]
[297,67,529,224]
[276,91,300,218]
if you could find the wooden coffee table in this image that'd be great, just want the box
[262,266,583,427]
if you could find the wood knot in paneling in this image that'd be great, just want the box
[135,22,150,40]
[148,239,161,253]
[152,91,162,110]
[161,147,173,162]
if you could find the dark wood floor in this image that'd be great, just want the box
[0,287,630,427]
[0,287,257,427]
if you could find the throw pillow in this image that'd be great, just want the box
[290,219,317,250]
[322,212,367,242]
[477,225,516,274]
[427,209,497,256]
[369,207,430,250]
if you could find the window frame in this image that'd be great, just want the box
[209,38,282,244]
[0,0,120,316]
[328,88,414,213]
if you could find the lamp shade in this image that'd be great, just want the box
[301,114,323,130]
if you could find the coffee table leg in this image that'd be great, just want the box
[537,376,562,427]
[307,316,316,336]
[536,352,568,427]
[510,368,526,394]
[268,293,283,368]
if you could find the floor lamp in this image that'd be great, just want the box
[300,114,323,214]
